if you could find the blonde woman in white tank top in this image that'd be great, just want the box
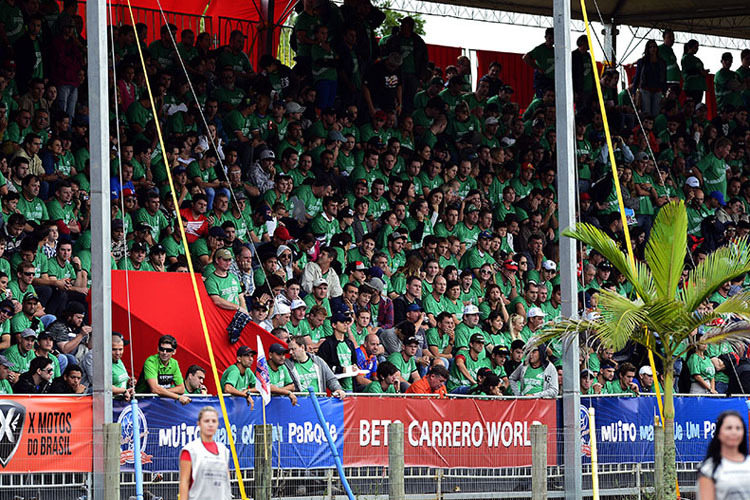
[179,406,232,500]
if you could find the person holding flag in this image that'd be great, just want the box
[254,336,273,409]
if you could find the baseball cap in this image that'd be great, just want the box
[492,345,510,356]
[580,192,592,201]
[527,307,546,319]
[367,277,385,293]
[484,117,499,126]
[20,328,37,339]
[685,176,700,188]
[522,162,535,171]
[113,331,130,346]
[597,261,613,271]
[172,164,188,175]
[709,191,727,206]
[388,231,406,242]
[22,292,40,303]
[274,302,292,316]
[600,360,616,370]
[112,218,124,230]
[0,299,13,315]
[130,241,148,253]
[274,226,292,242]
[312,278,328,288]
[269,343,289,354]
[260,149,275,161]
[374,110,387,121]
[635,151,649,162]
[328,130,346,142]
[503,260,519,271]
[469,333,485,344]
[405,303,423,312]
[580,369,595,379]
[285,102,305,114]
[353,261,367,271]
[331,312,351,324]
[463,304,480,316]
[237,345,257,357]
[404,336,420,346]
[464,204,479,214]
[639,365,653,376]
[38,331,54,341]
[0,354,14,368]
[215,248,233,260]
[542,260,557,271]
[150,243,166,255]
[208,226,227,239]
[290,299,306,310]
[479,230,493,239]
[134,222,152,233]
[122,188,135,198]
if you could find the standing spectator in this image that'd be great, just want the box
[657,29,680,92]
[50,16,83,119]
[284,335,345,398]
[13,14,44,96]
[509,344,558,397]
[523,28,555,98]
[363,52,403,118]
[681,39,708,104]
[571,35,594,112]
[381,17,427,114]
[631,39,667,117]
[714,52,743,110]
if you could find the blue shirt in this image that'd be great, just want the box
[355,345,377,379]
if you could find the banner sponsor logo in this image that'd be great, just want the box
[0,396,92,473]
[117,403,152,465]
[0,401,25,467]
[344,397,557,468]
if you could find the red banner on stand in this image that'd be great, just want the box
[343,396,556,468]
[0,396,93,473]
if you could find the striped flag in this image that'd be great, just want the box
[255,335,271,406]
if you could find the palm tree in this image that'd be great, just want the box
[533,201,750,498]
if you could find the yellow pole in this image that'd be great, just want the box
[589,407,599,500]
[124,2,248,497]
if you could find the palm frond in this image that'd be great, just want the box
[644,201,687,301]
[594,291,648,351]
[682,237,750,312]
[713,291,750,320]
[700,320,750,352]
[562,223,655,301]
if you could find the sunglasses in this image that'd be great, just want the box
[23,272,34,276]
[43,368,54,373]
[158,346,175,353]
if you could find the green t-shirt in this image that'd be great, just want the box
[204,271,242,306]
[447,348,490,391]
[336,341,355,392]
[16,196,49,224]
[134,208,169,241]
[658,44,680,83]
[387,352,416,380]
[698,152,728,200]
[602,379,637,395]
[521,364,545,395]
[220,363,258,391]
[4,344,35,374]
[454,322,483,350]
[112,359,129,389]
[363,381,396,394]
[294,357,320,392]
[687,353,715,383]
[0,1,25,44]
[707,342,733,384]
[46,256,75,280]
[530,43,555,78]
[269,364,293,388]
[135,354,183,393]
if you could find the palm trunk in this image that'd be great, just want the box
[659,360,677,499]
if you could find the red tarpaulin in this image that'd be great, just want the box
[426,44,463,75]
[111,270,280,394]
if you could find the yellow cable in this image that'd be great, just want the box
[580,2,677,494]
[124,4,249,498]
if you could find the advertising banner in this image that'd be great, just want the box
[343,397,557,468]
[114,396,343,472]
[0,395,92,473]
[580,396,749,463]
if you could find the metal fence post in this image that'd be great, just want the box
[654,418,664,497]
[104,423,121,499]
[388,422,405,500]
[531,424,548,500]
[254,424,272,500]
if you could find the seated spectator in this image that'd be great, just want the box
[354,332,381,391]
[266,343,297,405]
[362,361,400,394]
[14,355,53,394]
[205,248,246,312]
[405,364,449,396]
[636,365,656,393]
[220,345,259,409]
[5,327,38,375]
[387,335,421,389]
[599,362,639,395]
[468,372,503,396]
[184,364,208,395]
[49,363,86,394]
[284,335,345,398]
[448,333,490,393]
[135,334,190,404]
[0,354,14,394]
[47,300,90,370]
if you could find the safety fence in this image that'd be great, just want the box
[0,393,741,498]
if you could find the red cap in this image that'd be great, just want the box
[503,260,518,271]
[274,226,292,241]
[522,162,535,171]
[580,192,592,201]
[374,110,387,121]
[122,188,135,198]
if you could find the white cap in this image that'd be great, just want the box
[274,302,291,315]
[313,278,328,287]
[542,260,557,271]
[685,176,700,188]
[527,307,546,319]
[463,304,480,316]
[639,365,653,376]
[290,299,306,310]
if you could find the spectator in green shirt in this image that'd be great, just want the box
[135,334,191,404]
[220,345,259,409]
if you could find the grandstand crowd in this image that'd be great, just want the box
[0,0,749,400]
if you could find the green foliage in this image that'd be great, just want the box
[374,0,426,39]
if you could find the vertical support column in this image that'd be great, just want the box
[260,0,275,56]
[602,22,617,66]
[388,422,405,500]
[654,417,664,496]
[531,424,548,500]
[104,423,121,500]
[553,1,582,499]
[87,0,113,497]
[254,424,272,500]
